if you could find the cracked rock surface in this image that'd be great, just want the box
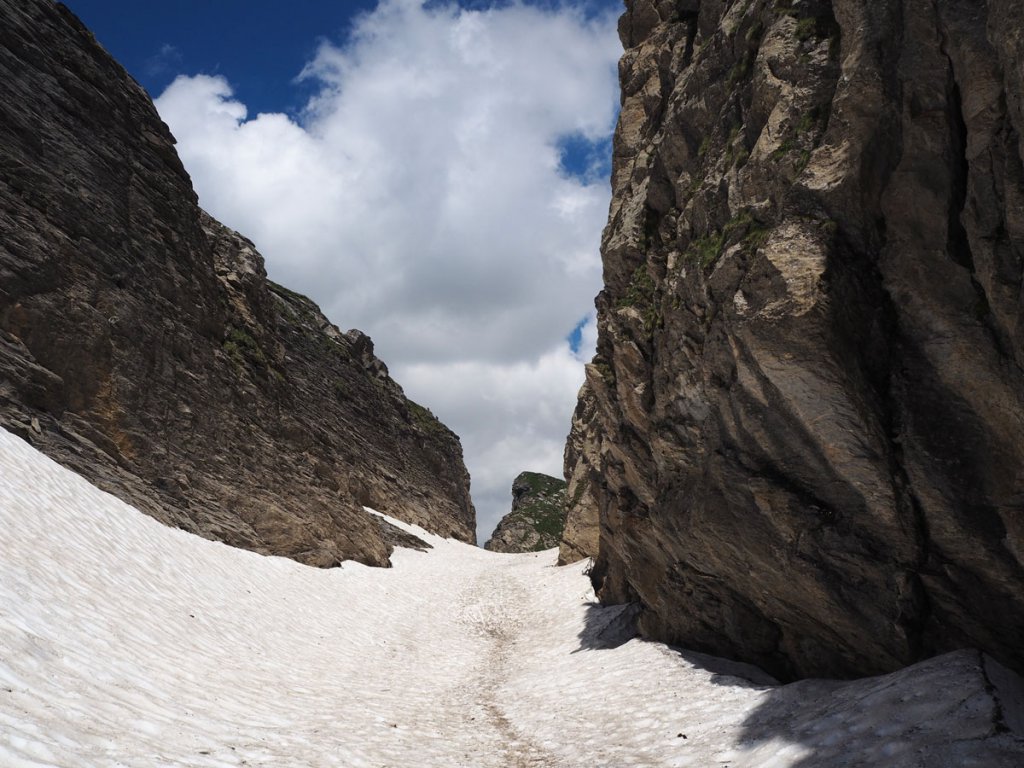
[565,0,1024,680]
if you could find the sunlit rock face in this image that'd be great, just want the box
[559,381,602,565]
[0,0,475,566]
[568,0,1024,681]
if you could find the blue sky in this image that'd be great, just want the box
[67,1,378,116]
[64,0,622,542]
[66,0,617,183]
[66,1,619,122]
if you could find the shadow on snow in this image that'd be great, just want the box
[574,601,1024,765]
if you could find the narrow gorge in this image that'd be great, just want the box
[1,0,1023,765]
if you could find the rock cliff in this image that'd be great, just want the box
[0,0,475,566]
[484,471,567,553]
[567,0,1024,680]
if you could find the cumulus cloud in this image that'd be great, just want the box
[155,0,620,540]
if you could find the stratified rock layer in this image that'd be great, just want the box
[0,0,475,566]
[568,0,1024,680]
[484,472,567,553]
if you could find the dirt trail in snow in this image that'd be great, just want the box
[376,550,555,766]
[454,563,556,767]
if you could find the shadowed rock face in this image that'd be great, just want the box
[485,472,567,553]
[0,0,475,566]
[567,0,1024,680]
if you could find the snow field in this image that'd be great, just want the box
[1,427,1022,767]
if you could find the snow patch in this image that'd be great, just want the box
[1,427,1022,766]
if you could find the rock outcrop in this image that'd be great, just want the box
[484,472,567,553]
[0,0,475,566]
[569,0,1024,680]
[559,383,602,564]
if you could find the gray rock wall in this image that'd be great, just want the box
[569,0,1024,680]
[0,0,475,566]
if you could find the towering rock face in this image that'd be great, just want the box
[484,471,568,553]
[569,0,1024,680]
[0,0,475,566]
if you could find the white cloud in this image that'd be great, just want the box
[155,0,620,541]
[398,342,593,535]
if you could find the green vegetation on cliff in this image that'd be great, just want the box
[484,471,567,553]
